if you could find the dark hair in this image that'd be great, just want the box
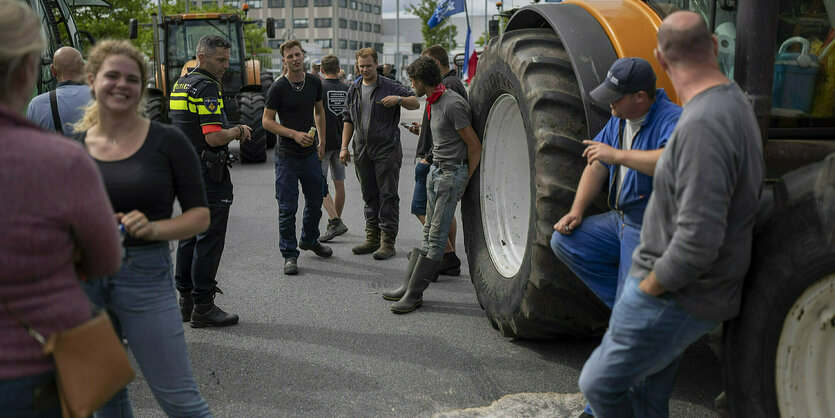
[657,13,713,65]
[421,44,449,68]
[407,56,442,87]
[641,87,656,100]
[196,35,231,56]
[321,54,339,75]
[355,47,378,63]
[280,39,304,57]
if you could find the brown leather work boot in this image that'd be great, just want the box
[373,230,397,260]
[352,225,381,255]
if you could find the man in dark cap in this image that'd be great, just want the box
[551,57,681,313]
[551,56,681,418]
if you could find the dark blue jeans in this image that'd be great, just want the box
[579,276,718,417]
[275,153,323,259]
[0,372,60,417]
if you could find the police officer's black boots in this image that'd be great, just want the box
[190,287,240,328]
[352,225,381,255]
[382,248,426,301]
[373,231,397,260]
[178,291,193,322]
[390,255,440,314]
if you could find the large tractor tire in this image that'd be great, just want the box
[463,28,611,339]
[722,153,835,418]
[237,91,267,163]
[260,72,278,149]
[260,71,274,94]
[145,90,166,123]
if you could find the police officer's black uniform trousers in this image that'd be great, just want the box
[175,170,232,305]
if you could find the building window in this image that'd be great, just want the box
[268,40,282,49]
[373,43,383,52]
[293,18,309,28]
[225,0,239,7]
[247,0,262,8]
[315,39,333,49]
[349,20,357,30]
[364,22,371,32]
[339,39,347,49]
[339,0,346,7]
[274,19,285,28]
[373,24,380,33]
[314,0,331,5]
[293,0,308,6]
[314,18,332,27]
[364,2,371,12]
[339,18,347,28]
[268,0,284,7]
[349,40,358,50]
[364,42,372,48]
[372,4,380,14]
[350,0,357,10]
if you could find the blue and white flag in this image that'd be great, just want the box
[427,0,466,29]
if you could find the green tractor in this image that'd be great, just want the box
[22,0,108,95]
[130,11,276,163]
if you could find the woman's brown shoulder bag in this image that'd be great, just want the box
[2,299,135,418]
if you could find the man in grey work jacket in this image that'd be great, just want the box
[340,47,419,260]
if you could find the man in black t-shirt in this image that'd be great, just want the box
[318,55,350,242]
[170,35,251,328]
[263,40,332,275]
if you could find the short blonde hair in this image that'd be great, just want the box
[74,40,149,132]
[0,0,44,99]
[355,47,378,63]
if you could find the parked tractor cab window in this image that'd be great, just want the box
[651,0,834,128]
[772,0,833,120]
[26,0,84,94]
[166,18,243,94]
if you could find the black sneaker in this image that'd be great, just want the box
[319,218,348,242]
[299,242,333,258]
[434,252,461,281]
[284,258,299,275]
[178,292,193,322]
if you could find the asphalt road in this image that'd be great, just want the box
[128,103,721,417]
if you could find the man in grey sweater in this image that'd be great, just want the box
[577,11,764,417]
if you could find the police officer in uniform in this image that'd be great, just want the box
[170,35,251,328]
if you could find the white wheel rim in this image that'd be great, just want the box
[480,94,532,278]
[775,273,835,417]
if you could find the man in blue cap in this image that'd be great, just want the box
[551,57,681,418]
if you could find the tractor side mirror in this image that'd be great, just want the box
[79,31,97,47]
[266,17,275,39]
[489,19,499,40]
[718,0,736,11]
[129,18,138,39]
